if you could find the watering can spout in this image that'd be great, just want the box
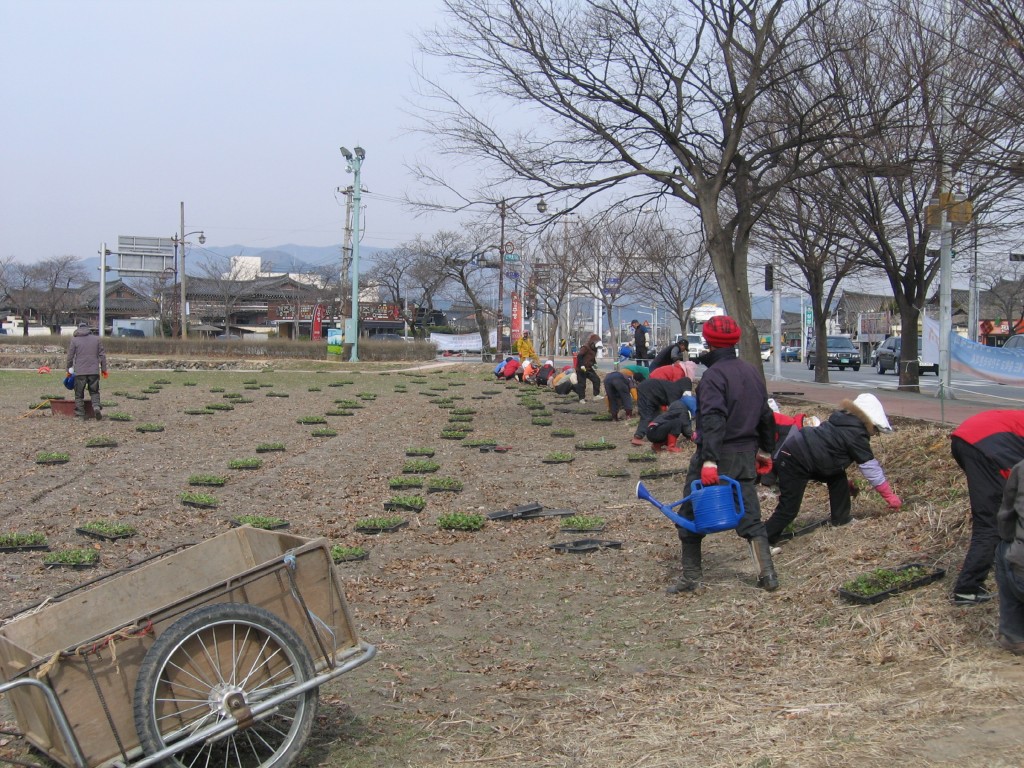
[636,481,699,533]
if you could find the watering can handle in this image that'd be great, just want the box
[690,476,745,517]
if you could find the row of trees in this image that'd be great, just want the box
[366,211,718,353]
[408,0,1024,387]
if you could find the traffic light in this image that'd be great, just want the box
[764,265,774,291]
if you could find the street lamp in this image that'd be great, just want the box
[495,197,548,354]
[172,201,205,339]
[340,146,366,362]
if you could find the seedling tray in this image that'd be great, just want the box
[560,525,606,533]
[229,518,290,531]
[35,458,69,466]
[550,539,623,554]
[333,551,369,563]
[838,564,946,605]
[355,520,409,535]
[776,518,830,542]
[383,502,424,512]
[75,527,135,542]
[44,561,99,570]
[0,545,49,553]
[486,502,542,520]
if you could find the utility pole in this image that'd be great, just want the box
[340,186,353,333]
[497,200,507,354]
[180,202,187,339]
[340,146,365,362]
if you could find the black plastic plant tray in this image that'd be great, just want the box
[776,518,830,542]
[838,564,946,605]
[181,500,218,509]
[384,502,424,512]
[333,551,369,563]
[486,502,543,520]
[229,518,290,530]
[0,545,49,553]
[597,470,631,478]
[542,457,574,464]
[638,469,687,480]
[76,527,135,541]
[560,525,606,533]
[35,458,69,466]
[355,520,409,535]
[44,561,98,570]
[550,539,623,554]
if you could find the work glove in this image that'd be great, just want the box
[875,481,902,509]
[700,461,719,487]
[68,367,74,375]
[101,370,109,379]
[848,478,860,498]
[579,366,587,372]
[755,451,773,476]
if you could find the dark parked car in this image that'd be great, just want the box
[874,336,938,375]
[780,345,801,362]
[805,336,861,371]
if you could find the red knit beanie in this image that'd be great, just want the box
[703,315,741,348]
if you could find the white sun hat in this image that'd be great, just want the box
[852,393,893,433]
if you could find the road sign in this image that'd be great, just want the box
[503,241,515,254]
[504,253,520,262]
[804,307,812,326]
[506,270,520,280]
[116,236,176,275]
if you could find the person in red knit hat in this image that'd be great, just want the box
[667,314,780,593]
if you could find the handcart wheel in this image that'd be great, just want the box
[133,602,318,768]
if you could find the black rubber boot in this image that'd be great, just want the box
[667,538,703,594]
[749,536,779,591]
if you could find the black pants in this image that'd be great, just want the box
[763,452,851,543]
[676,448,767,542]
[74,374,100,416]
[573,367,600,399]
[951,436,1003,594]
[604,375,633,417]
[634,390,662,439]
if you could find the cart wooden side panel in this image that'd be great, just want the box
[0,528,361,768]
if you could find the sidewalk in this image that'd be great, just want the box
[768,379,996,427]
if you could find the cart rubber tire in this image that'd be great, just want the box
[133,602,318,768]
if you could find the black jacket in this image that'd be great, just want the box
[784,408,875,477]
[650,343,685,371]
[696,347,774,460]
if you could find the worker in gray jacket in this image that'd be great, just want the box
[66,321,108,419]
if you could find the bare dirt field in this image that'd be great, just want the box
[1,356,1022,768]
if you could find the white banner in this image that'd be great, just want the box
[429,330,497,352]
[924,316,1024,384]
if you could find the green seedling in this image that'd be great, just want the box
[436,512,485,531]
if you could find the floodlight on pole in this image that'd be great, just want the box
[341,146,366,362]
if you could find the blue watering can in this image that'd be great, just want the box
[636,476,745,535]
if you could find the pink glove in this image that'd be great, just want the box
[755,452,773,476]
[875,481,902,509]
[101,370,109,379]
[700,462,719,486]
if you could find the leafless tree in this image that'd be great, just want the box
[408,230,496,348]
[530,225,583,353]
[416,0,892,368]
[195,254,257,332]
[631,219,718,341]
[980,265,1024,336]
[26,256,89,329]
[753,172,873,381]
[367,247,417,306]
[811,0,1024,390]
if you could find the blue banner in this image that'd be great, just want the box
[924,316,1024,384]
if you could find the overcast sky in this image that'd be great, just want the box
[0,0,461,263]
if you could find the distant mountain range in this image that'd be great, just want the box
[82,243,384,281]
[81,243,798,321]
